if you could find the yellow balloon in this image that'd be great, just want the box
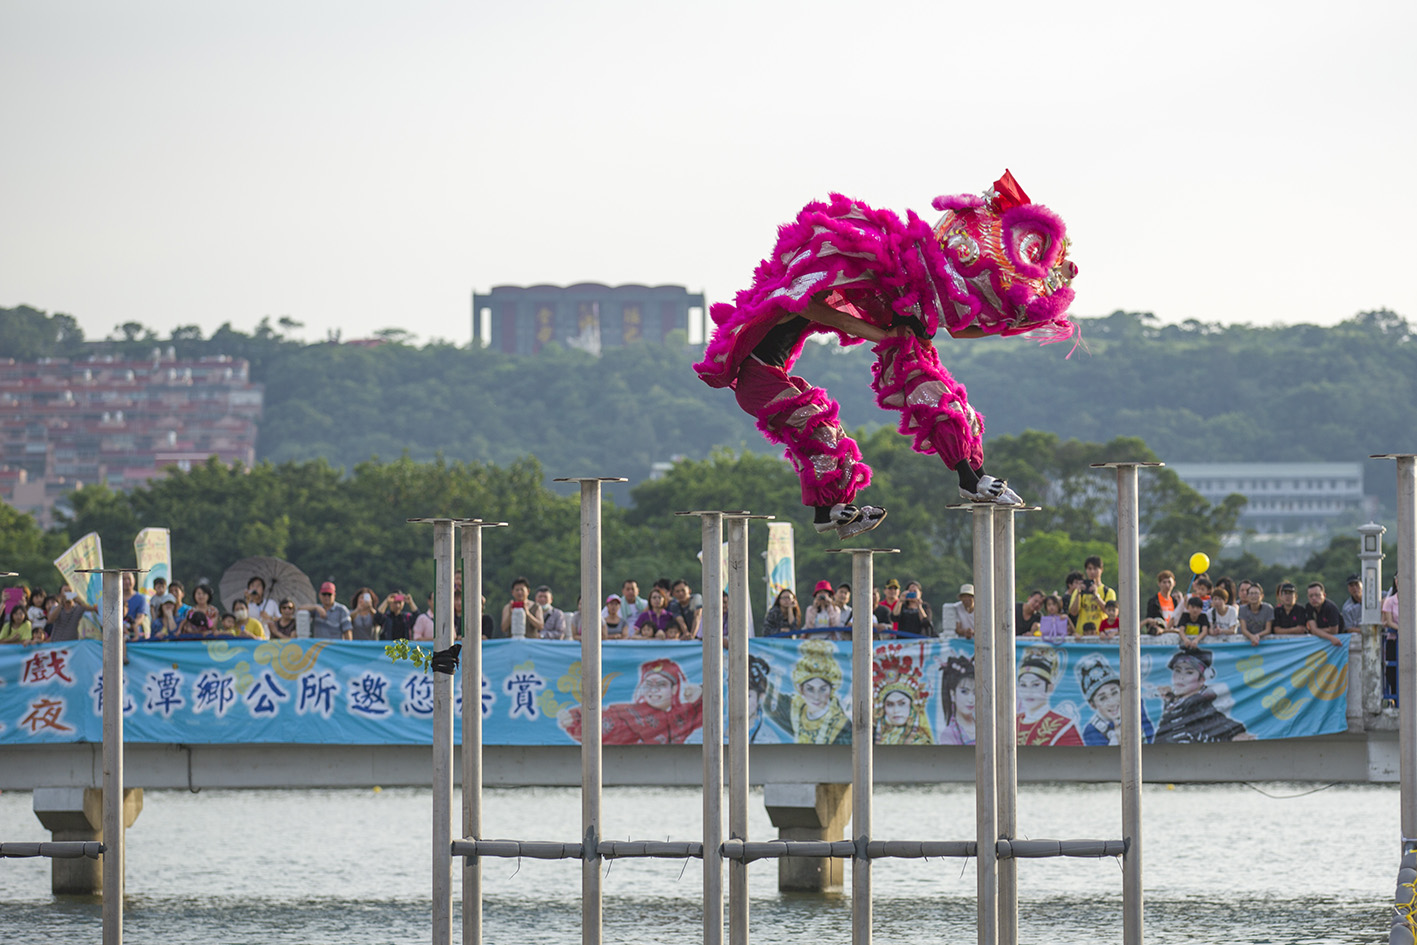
[1189,552,1210,574]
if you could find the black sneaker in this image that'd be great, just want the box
[814,503,862,534]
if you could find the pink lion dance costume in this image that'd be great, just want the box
[694,171,1078,538]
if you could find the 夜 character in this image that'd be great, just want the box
[557,658,703,746]
[1075,652,1153,746]
[935,654,977,746]
[768,639,850,744]
[873,649,933,745]
[1016,644,1083,746]
[693,172,1078,539]
[1153,648,1254,744]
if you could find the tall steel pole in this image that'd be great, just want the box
[992,510,1018,945]
[827,546,898,945]
[1094,460,1161,945]
[554,476,624,945]
[460,519,505,945]
[972,506,997,945]
[723,512,770,945]
[677,510,729,945]
[432,520,456,945]
[1375,454,1417,848]
[89,569,127,945]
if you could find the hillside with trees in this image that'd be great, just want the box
[5,306,1412,501]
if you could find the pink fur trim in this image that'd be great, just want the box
[932,194,985,213]
[869,335,984,469]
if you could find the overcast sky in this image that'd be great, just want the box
[2,1,1412,346]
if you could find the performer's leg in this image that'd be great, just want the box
[735,358,870,507]
[870,335,1022,504]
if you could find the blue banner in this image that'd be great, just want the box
[0,637,1349,747]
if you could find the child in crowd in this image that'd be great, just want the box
[1175,597,1211,649]
[1208,588,1239,637]
[1098,600,1120,638]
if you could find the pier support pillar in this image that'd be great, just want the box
[32,787,143,895]
[764,782,850,892]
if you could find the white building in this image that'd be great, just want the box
[1167,462,1374,535]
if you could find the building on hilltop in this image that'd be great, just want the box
[0,349,262,528]
[1167,461,1376,536]
[472,284,705,356]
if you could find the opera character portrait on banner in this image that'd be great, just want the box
[872,645,933,745]
[1075,652,1154,746]
[766,639,850,745]
[935,652,977,746]
[557,657,703,746]
[1016,644,1083,746]
[1153,648,1254,744]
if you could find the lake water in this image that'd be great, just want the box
[0,782,1400,944]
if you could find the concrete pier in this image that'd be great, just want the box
[31,787,143,894]
[763,782,851,892]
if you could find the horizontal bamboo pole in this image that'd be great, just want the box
[0,841,105,859]
[997,839,1128,859]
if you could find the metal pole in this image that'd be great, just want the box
[823,547,896,945]
[992,510,1017,945]
[580,481,604,945]
[1116,465,1144,945]
[852,550,874,945]
[101,570,123,945]
[972,506,997,945]
[553,476,624,945]
[726,514,751,945]
[461,521,499,945]
[700,513,726,945]
[1378,455,1417,845]
[1095,460,1159,945]
[433,521,456,945]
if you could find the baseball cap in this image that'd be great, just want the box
[959,583,975,597]
[319,581,336,594]
[605,594,623,605]
[1346,574,1362,584]
[885,579,900,589]
[814,580,833,595]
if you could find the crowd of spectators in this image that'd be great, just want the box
[0,558,1404,650]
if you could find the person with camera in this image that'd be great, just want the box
[378,591,418,641]
[802,580,844,635]
[891,582,934,637]
[1067,555,1115,638]
[245,576,280,636]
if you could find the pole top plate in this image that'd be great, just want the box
[825,548,900,555]
[74,568,149,574]
[722,513,775,520]
[552,476,629,483]
[1371,454,1417,460]
[406,517,493,525]
[945,504,1042,511]
[675,510,752,517]
[1090,461,1165,469]
[0,571,17,577]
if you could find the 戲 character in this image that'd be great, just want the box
[935,653,977,746]
[768,639,850,744]
[1016,644,1083,746]
[694,172,1078,539]
[873,649,933,745]
[1075,652,1154,746]
[557,657,703,745]
[1152,648,1253,744]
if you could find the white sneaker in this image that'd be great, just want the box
[836,505,886,539]
[959,475,1023,506]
